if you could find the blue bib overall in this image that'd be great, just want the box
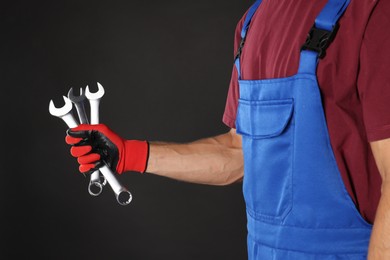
[235,0,373,258]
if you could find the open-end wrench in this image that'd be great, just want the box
[49,94,132,205]
[68,87,106,196]
[85,83,132,206]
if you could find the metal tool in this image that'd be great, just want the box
[68,87,106,196]
[67,87,89,124]
[85,83,133,206]
[49,91,132,206]
[49,96,78,128]
[85,82,104,124]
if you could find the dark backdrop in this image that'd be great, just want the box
[1,0,252,259]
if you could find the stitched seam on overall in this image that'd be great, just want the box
[290,104,296,223]
[248,210,372,230]
[248,233,367,256]
[239,74,316,84]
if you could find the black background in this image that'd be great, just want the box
[1,0,252,259]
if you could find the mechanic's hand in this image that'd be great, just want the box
[65,124,149,175]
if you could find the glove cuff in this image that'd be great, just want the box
[119,140,149,174]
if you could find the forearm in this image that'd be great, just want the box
[368,181,390,259]
[368,139,390,259]
[145,130,244,185]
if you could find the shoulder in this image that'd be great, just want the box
[233,9,249,53]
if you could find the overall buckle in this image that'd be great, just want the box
[234,37,246,61]
[301,23,339,59]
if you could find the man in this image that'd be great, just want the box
[65,0,390,258]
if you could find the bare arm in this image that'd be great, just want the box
[368,138,390,259]
[145,129,244,186]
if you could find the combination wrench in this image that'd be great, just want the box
[68,87,107,196]
[84,83,132,205]
[49,92,132,205]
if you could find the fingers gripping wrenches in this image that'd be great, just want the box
[49,84,132,206]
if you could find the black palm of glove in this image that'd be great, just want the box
[65,124,123,174]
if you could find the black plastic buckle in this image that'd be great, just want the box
[301,23,339,59]
[234,37,246,61]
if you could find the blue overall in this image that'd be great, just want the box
[235,0,373,258]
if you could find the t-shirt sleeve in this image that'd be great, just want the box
[222,15,246,129]
[358,0,390,142]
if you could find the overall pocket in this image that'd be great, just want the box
[236,98,294,223]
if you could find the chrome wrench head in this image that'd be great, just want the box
[85,82,105,125]
[67,87,89,125]
[49,96,78,128]
[49,96,73,117]
[85,82,105,100]
[88,181,103,196]
[67,87,86,103]
[88,167,107,196]
[117,188,133,205]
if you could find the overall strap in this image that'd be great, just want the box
[298,0,350,74]
[234,0,262,80]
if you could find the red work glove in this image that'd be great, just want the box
[65,124,149,175]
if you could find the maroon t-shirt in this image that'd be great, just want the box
[223,0,390,223]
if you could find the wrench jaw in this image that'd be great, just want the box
[49,96,78,128]
[85,82,105,100]
[67,87,86,103]
[67,87,90,125]
[49,96,73,117]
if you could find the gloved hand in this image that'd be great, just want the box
[65,124,149,175]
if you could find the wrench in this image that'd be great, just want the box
[68,87,107,196]
[67,87,89,124]
[49,94,132,205]
[85,82,133,206]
